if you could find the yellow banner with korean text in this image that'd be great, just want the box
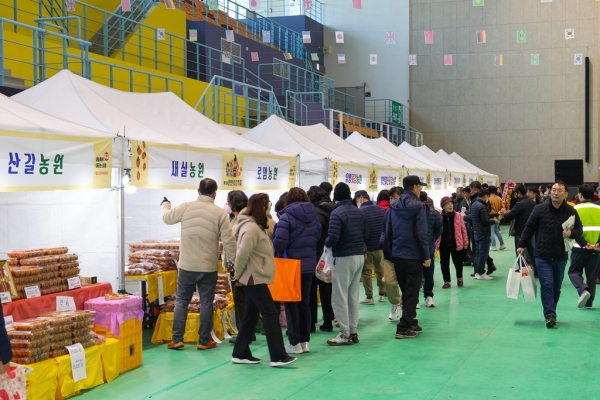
[131,140,296,190]
[0,130,112,192]
[331,162,402,192]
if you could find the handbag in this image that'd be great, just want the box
[268,258,301,302]
[315,247,333,283]
[506,255,525,299]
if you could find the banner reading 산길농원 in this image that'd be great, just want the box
[130,140,296,190]
[0,131,112,191]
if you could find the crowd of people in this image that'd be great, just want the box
[158,176,600,367]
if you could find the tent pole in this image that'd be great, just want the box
[296,154,301,187]
[326,158,330,183]
[118,136,126,294]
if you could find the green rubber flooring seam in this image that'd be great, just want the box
[77,236,600,400]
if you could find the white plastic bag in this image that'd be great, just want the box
[315,248,333,283]
[506,256,523,300]
[521,262,537,302]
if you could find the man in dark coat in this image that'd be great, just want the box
[470,189,496,281]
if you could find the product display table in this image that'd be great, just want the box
[84,296,144,338]
[25,338,119,400]
[2,283,113,321]
[151,305,236,344]
[124,270,177,303]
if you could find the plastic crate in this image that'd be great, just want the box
[93,318,142,339]
[118,332,143,373]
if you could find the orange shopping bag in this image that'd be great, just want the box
[268,258,301,302]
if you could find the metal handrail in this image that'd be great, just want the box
[258,61,333,104]
[258,0,323,23]
[333,89,356,115]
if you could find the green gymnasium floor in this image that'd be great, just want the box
[80,237,600,400]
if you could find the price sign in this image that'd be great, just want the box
[66,343,87,382]
[67,277,81,290]
[0,292,12,303]
[24,285,41,299]
[4,316,14,331]
[57,296,76,312]
[157,275,165,306]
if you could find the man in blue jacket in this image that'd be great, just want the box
[470,189,496,281]
[355,190,387,304]
[325,182,369,346]
[387,176,430,339]
[420,191,443,307]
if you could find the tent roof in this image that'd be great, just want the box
[12,70,289,156]
[242,116,400,174]
[397,142,449,171]
[345,133,445,172]
[411,145,476,174]
[0,93,115,138]
[446,151,495,176]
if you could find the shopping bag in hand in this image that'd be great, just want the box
[506,255,524,299]
[315,247,333,283]
[520,260,537,302]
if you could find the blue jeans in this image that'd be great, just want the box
[474,234,490,275]
[491,221,504,247]
[535,258,567,317]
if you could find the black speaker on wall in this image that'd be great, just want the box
[555,159,583,186]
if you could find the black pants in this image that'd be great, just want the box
[232,284,287,362]
[440,245,463,282]
[285,273,313,345]
[394,258,423,331]
[310,275,334,325]
[232,282,246,328]
[569,251,600,307]
[470,231,494,267]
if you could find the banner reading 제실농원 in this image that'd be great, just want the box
[130,140,296,190]
[0,131,112,191]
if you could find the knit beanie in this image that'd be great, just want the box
[333,182,351,201]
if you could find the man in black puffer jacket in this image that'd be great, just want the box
[518,181,588,328]
[470,189,496,281]
[420,191,442,307]
[355,190,386,305]
[325,183,368,346]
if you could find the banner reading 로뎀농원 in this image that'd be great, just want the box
[0,131,112,191]
[131,140,296,190]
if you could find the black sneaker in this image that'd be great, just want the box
[411,324,423,334]
[545,316,557,328]
[270,356,297,367]
[319,323,333,332]
[232,356,261,364]
[486,264,497,275]
[349,333,359,343]
[395,329,417,339]
[470,273,476,277]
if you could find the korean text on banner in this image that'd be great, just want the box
[372,169,401,191]
[130,140,296,190]
[0,131,112,191]
[430,172,446,190]
[405,169,428,188]
[331,161,368,191]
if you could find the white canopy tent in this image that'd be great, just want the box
[397,142,449,172]
[243,115,402,190]
[0,93,121,289]
[446,151,493,176]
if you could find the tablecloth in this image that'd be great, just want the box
[2,283,113,321]
[151,308,236,344]
[125,270,177,303]
[84,296,144,338]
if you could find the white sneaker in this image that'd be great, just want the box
[491,246,498,251]
[360,297,375,305]
[378,295,385,302]
[300,342,310,353]
[500,244,506,250]
[326,332,354,346]
[389,303,401,320]
[416,302,421,309]
[425,296,435,307]
[285,343,303,354]
[475,273,493,280]
[577,290,591,308]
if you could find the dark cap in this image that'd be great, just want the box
[353,190,369,200]
[403,175,427,189]
[333,182,351,201]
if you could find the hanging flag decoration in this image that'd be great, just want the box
[494,54,503,66]
[409,54,417,66]
[251,52,259,62]
[565,29,574,40]
[311,53,319,61]
[284,53,293,60]
[517,29,527,43]
[476,30,486,44]
[303,0,313,10]
[531,54,539,66]
[66,0,76,12]
[290,0,297,7]
[352,0,362,9]
[386,31,395,45]
[370,54,378,65]
[262,30,271,43]
[122,0,132,12]
[335,31,344,43]
[249,0,259,11]
[208,0,218,11]
[226,30,235,42]
[574,54,583,65]
[338,54,346,64]
[424,31,434,44]
[222,51,231,65]
[444,54,453,66]
[473,0,484,6]
[189,29,197,42]
[302,31,311,44]
[162,0,175,10]
[157,28,166,41]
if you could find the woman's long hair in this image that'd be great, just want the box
[246,193,270,230]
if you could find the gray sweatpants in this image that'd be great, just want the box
[331,255,364,337]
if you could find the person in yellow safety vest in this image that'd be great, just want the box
[569,184,600,309]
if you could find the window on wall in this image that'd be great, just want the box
[220,38,242,63]
[273,58,289,79]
